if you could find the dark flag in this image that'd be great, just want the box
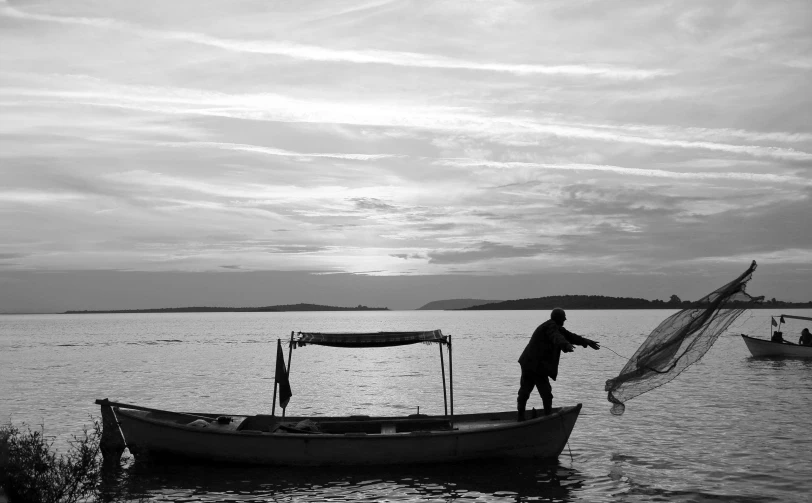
[275,340,292,409]
[772,318,778,327]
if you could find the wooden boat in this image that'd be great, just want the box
[97,330,582,466]
[96,400,581,466]
[741,335,812,357]
[741,314,812,358]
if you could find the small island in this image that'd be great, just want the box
[460,294,812,310]
[417,299,503,310]
[65,303,389,314]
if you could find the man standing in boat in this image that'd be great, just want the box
[517,307,600,420]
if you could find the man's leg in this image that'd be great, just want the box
[536,374,554,415]
[516,367,535,422]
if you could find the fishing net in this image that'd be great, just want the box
[605,261,761,415]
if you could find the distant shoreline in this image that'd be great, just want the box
[13,294,809,315]
[460,294,811,311]
[63,303,389,314]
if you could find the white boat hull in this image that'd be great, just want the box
[741,334,812,358]
[108,405,581,466]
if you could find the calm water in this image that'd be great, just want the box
[2,309,811,502]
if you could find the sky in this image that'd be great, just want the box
[1,0,811,312]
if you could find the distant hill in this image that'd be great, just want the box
[461,295,812,310]
[64,303,389,314]
[417,299,503,310]
[462,295,665,310]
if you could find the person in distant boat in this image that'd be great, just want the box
[771,331,785,343]
[799,328,812,346]
[516,307,600,421]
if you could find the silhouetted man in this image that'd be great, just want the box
[800,328,812,346]
[517,307,600,420]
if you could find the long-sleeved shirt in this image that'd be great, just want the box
[518,318,589,380]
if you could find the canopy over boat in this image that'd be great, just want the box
[772,314,812,323]
[293,330,447,348]
[276,329,454,419]
[769,314,812,341]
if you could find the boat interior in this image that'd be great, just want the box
[245,415,455,434]
[117,407,562,435]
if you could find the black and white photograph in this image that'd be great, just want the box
[1,1,810,502]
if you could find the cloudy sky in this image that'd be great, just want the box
[1,0,810,312]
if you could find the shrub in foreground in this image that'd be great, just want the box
[0,421,136,503]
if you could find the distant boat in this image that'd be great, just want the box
[96,330,582,466]
[741,314,812,358]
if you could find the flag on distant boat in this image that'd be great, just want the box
[772,318,778,327]
[605,261,762,415]
[780,316,786,324]
[275,340,292,409]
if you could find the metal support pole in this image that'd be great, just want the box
[448,334,454,427]
[272,338,279,416]
[439,340,448,416]
[287,331,295,374]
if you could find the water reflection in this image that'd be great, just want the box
[111,458,584,502]
[746,356,812,369]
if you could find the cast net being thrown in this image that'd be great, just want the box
[605,260,761,415]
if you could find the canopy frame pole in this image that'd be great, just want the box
[287,331,295,374]
[272,338,280,416]
[448,334,454,428]
[439,340,448,416]
[283,331,294,418]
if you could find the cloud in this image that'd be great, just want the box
[0,190,87,204]
[266,245,327,254]
[0,252,27,260]
[390,253,425,260]
[0,4,667,80]
[350,197,398,212]
[435,159,810,184]
[1,0,810,300]
[162,141,399,161]
[6,81,809,162]
[427,241,544,264]
[102,170,345,203]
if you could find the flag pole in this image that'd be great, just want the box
[272,338,280,416]
[287,331,295,374]
[283,332,295,418]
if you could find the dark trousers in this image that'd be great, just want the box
[517,366,553,405]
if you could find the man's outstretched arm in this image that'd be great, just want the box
[561,327,600,350]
